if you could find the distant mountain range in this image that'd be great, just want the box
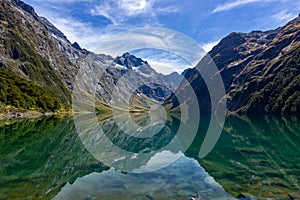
[0,0,299,115]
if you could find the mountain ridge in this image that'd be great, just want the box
[1,0,299,115]
[0,0,84,114]
[1,0,182,115]
[169,15,300,114]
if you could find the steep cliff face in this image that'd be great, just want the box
[230,19,300,114]
[176,16,300,114]
[0,0,81,111]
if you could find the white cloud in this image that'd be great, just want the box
[155,6,179,14]
[272,10,297,22]
[213,0,274,13]
[148,61,181,74]
[118,0,153,16]
[90,2,117,24]
[94,28,205,66]
[89,0,179,26]
[90,0,156,26]
[31,0,89,2]
[202,40,220,52]
[48,16,117,51]
[27,0,181,51]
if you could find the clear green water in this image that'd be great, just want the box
[0,115,299,199]
[187,115,300,199]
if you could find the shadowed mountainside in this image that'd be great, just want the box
[168,16,300,114]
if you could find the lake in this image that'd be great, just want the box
[0,114,299,199]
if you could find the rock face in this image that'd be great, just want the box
[75,52,180,106]
[112,52,180,101]
[0,0,181,112]
[173,16,300,114]
[0,0,81,111]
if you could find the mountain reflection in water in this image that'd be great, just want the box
[0,114,299,199]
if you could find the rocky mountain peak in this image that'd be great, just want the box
[71,42,90,55]
[114,52,157,76]
[115,52,147,69]
[71,42,82,50]
[210,32,246,55]
[11,0,39,20]
[11,0,88,55]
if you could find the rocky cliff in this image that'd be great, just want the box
[0,0,81,112]
[171,16,300,114]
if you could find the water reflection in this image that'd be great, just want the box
[74,108,198,173]
[0,117,107,200]
[1,114,299,199]
[54,155,232,200]
[187,115,300,199]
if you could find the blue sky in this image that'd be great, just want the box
[22,0,300,73]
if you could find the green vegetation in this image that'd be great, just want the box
[244,46,300,114]
[2,28,71,105]
[0,68,61,112]
[0,0,72,114]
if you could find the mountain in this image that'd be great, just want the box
[0,0,81,113]
[169,15,300,114]
[74,52,180,111]
[0,0,181,115]
[113,52,180,101]
[2,0,298,115]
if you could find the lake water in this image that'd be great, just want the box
[0,114,299,199]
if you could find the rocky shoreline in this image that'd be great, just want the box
[0,109,73,121]
[0,111,51,120]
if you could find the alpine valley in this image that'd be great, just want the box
[0,1,300,200]
[0,0,299,115]
[0,0,181,117]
